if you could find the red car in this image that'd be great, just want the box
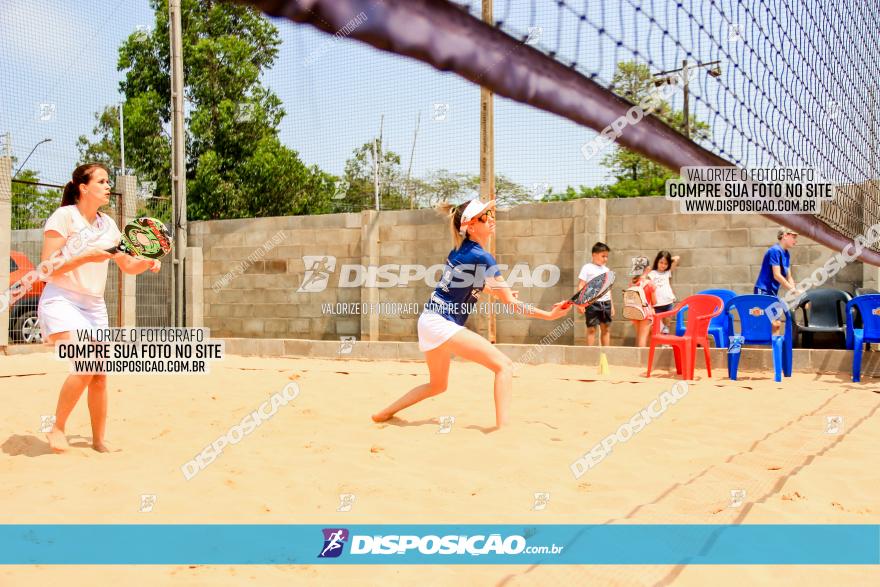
[9,250,45,343]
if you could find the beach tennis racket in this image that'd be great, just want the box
[561,271,616,309]
[105,217,172,260]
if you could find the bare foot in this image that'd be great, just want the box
[46,427,70,453]
[92,442,114,453]
[371,412,393,423]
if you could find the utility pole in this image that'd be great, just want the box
[652,59,721,140]
[405,111,420,209]
[682,60,690,139]
[119,102,126,173]
[373,115,383,211]
[481,0,496,343]
[169,0,187,327]
[2,133,10,158]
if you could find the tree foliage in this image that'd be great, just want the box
[545,60,710,201]
[78,0,335,220]
[334,139,536,212]
[76,0,542,218]
[11,168,60,230]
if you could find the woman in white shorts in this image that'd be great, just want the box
[371,199,571,429]
[39,163,161,453]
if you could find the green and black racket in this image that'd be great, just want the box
[105,217,173,260]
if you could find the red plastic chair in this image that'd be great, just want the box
[647,294,724,380]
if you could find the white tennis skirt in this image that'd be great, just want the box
[417,311,465,352]
[38,283,109,340]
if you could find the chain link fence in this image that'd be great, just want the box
[7,177,172,344]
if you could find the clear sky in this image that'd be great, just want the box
[1,0,873,193]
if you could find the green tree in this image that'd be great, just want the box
[402,170,534,210]
[76,105,122,170]
[11,169,60,229]
[543,176,673,201]
[546,60,710,201]
[338,138,409,212]
[78,0,334,219]
[461,174,534,208]
[601,61,709,185]
[410,169,471,209]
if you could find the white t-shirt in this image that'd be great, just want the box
[648,269,675,306]
[42,206,121,297]
[577,262,611,302]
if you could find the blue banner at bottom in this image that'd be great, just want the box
[1,525,878,565]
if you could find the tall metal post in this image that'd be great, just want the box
[119,102,126,173]
[682,60,690,140]
[169,0,187,326]
[481,0,496,343]
[374,115,383,211]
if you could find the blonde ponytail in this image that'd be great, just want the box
[436,201,466,250]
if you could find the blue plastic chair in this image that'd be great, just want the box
[675,289,737,347]
[845,294,880,382]
[725,294,793,382]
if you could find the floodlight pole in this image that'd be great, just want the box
[481,0,496,343]
[170,0,187,327]
[653,59,721,140]
[12,138,51,180]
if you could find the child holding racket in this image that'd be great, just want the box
[648,250,679,334]
[38,163,161,453]
[577,242,614,346]
[371,199,570,428]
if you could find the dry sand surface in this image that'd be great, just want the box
[1,350,879,586]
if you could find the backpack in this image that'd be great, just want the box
[622,283,651,320]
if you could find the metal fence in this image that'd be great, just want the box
[134,195,172,328]
[7,178,172,344]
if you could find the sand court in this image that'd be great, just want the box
[2,350,879,584]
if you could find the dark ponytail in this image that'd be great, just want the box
[60,163,110,207]
[61,182,78,206]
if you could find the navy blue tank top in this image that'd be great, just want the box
[424,239,501,326]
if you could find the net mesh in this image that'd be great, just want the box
[8,181,125,338]
[3,0,880,345]
[8,179,172,339]
[5,0,877,237]
[447,0,880,248]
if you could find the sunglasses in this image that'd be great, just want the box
[477,209,495,222]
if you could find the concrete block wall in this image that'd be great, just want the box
[191,197,871,345]
[373,208,441,343]
[492,200,577,345]
[191,212,363,340]
[604,198,865,344]
[10,228,42,263]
